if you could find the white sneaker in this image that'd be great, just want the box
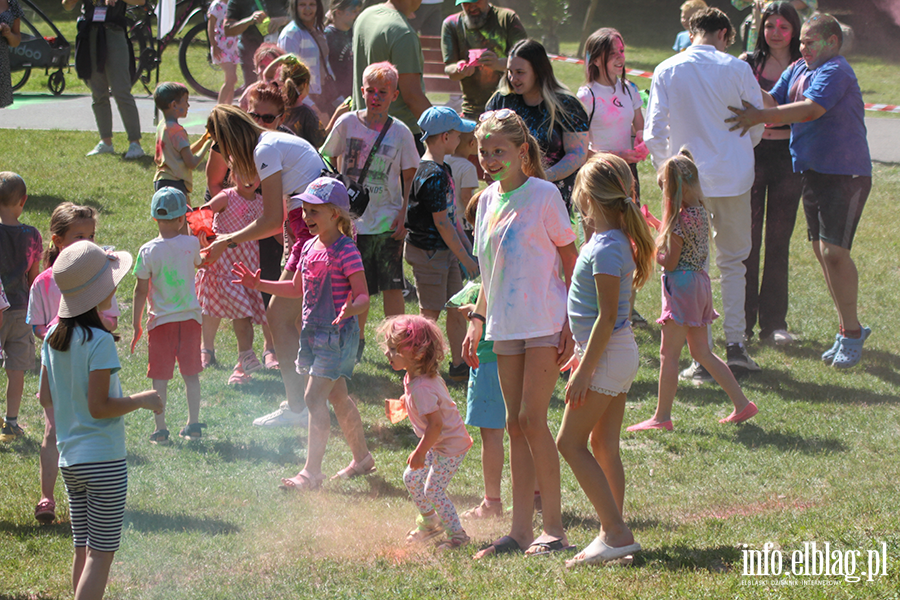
[124,142,145,160]
[86,141,115,156]
[772,330,796,346]
[252,401,308,427]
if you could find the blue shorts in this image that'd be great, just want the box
[295,319,359,381]
[465,361,506,429]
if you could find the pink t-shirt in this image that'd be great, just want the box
[27,268,121,331]
[402,373,473,458]
[299,235,363,328]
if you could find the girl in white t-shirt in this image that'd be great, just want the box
[463,109,579,559]
[577,28,648,206]
[380,315,473,551]
[26,203,120,525]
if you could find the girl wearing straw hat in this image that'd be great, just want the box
[38,241,162,600]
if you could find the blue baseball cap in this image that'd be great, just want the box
[418,106,476,138]
[292,177,350,212]
[151,187,188,220]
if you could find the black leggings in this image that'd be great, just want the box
[743,138,802,339]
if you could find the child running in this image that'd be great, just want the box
[195,176,268,386]
[555,154,653,566]
[39,241,162,600]
[232,178,375,488]
[628,149,758,432]
[379,315,473,551]
[462,109,580,558]
[27,203,122,524]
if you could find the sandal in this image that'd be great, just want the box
[179,422,207,440]
[278,470,324,491]
[330,452,376,480]
[227,366,251,385]
[263,350,279,370]
[406,514,444,544]
[475,535,522,558]
[436,531,470,552]
[35,498,56,524]
[239,350,263,374]
[525,536,577,557]
[565,536,641,567]
[201,349,217,369]
[832,327,871,369]
[149,429,170,445]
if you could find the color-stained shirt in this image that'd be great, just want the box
[42,325,125,467]
[321,112,419,235]
[299,234,363,329]
[473,177,576,341]
[324,24,353,99]
[769,55,871,177]
[155,119,193,192]
[441,6,527,117]
[403,372,473,458]
[567,228,635,344]
[0,223,42,310]
[351,4,424,133]
[405,160,456,251]
[133,234,202,330]
[577,79,642,154]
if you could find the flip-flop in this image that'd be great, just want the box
[526,536,577,557]
[474,535,522,559]
[279,470,324,491]
[565,536,641,567]
[330,453,377,480]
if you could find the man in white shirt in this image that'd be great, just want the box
[644,7,765,381]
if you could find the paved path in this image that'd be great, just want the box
[3,92,900,164]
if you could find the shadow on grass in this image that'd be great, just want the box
[180,436,305,466]
[330,474,410,500]
[717,423,848,455]
[742,362,900,405]
[124,508,239,535]
[24,194,109,216]
[632,543,741,571]
[0,436,41,456]
[0,520,71,538]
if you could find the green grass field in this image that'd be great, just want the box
[1,128,899,599]
[4,2,900,598]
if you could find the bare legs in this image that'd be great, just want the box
[813,240,860,332]
[72,547,115,600]
[557,390,634,554]
[475,347,567,558]
[39,405,59,506]
[480,427,505,500]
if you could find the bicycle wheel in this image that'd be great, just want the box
[128,20,151,87]
[179,21,220,100]
[12,68,31,91]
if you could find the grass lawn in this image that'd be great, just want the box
[1,129,898,599]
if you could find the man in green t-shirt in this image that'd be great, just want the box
[352,0,432,146]
[441,0,527,119]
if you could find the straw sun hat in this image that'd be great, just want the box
[53,241,133,318]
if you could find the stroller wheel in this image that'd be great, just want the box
[48,70,65,95]
[12,68,31,91]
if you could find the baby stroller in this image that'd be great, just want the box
[10,0,72,95]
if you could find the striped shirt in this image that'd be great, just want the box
[299,235,363,329]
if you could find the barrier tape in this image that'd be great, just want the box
[547,53,900,113]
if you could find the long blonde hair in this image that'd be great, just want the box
[657,147,706,259]
[475,111,546,180]
[573,154,655,289]
[206,105,265,186]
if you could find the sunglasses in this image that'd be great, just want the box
[249,112,282,124]
[479,108,516,122]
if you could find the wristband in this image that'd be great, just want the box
[467,311,486,323]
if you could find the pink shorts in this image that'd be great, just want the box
[147,320,203,380]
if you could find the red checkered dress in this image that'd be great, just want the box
[196,188,267,323]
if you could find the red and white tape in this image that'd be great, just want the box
[547,53,900,114]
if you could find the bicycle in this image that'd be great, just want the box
[127,0,222,100]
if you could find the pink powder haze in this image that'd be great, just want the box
[872,0,900,28]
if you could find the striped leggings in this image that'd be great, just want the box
[60,459,128,552]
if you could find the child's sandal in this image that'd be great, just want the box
[149,429,170,445]
[227,366,251,385]
[201,349,217,369]
[239,350,263,374]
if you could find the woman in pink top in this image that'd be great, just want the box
[380,315,473,551]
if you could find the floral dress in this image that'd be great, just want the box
[1,0,25,108]
[195,188,267,323]
[207,0,240,65]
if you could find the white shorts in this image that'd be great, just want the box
[574,325,639,397]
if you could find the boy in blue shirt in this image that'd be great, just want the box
[726,13,872,369]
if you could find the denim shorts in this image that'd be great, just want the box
[295,319,360,381]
